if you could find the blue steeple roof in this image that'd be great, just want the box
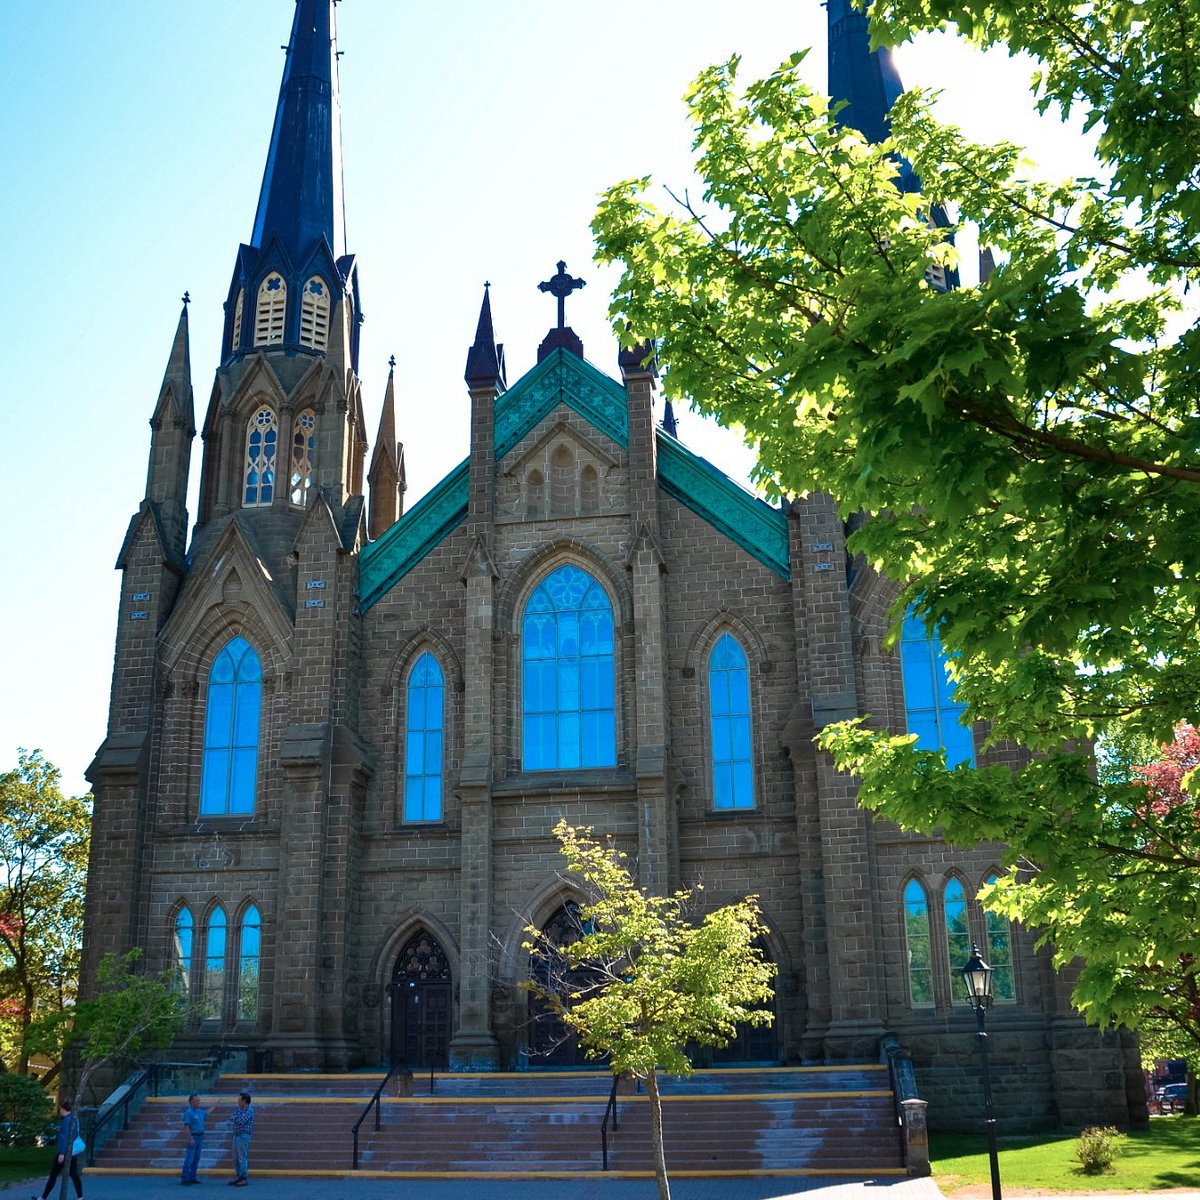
[827,0,918,192]
[250,0,346,260]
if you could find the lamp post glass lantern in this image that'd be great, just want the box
[961,943,1002,1200]
[961,944,993,1008]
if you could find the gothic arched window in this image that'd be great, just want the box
[983,875,1016,1002]
[943,878,971,996]
[522,565,616,770]
[202,906,226,1021]
[902,880,934,1006]
[237,904,261,1021]
[231,289,244,353]
[404,652,444,822]
[900,608,975,767]
[173,906,193,997]
[299,276,330,350]
[290,409,316,508]
[199,636,262,816]
[708,632,754,810]
[254,273,286,345]
[244,407,278,507]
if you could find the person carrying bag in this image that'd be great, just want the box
[34,1099,84,1200]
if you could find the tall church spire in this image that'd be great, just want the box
[368,358,405,538]
[251,0,346,260]
[827,0,917,191]
[145,299,195,561]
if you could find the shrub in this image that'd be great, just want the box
[0,1073,52,1146]
[1076,1125,1127,1175]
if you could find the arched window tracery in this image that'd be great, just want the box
[902,880,934,1006]
[202,906,227,1020]
[983,875,1016,1002]
[244,407,278,507]
[708,632,754,810]
[521,565,616,770]
[237,904,261,1021]
[404,652,444,822]
[199,636,262,816]
[173,906,193,997]
[943,878,971,996]
[290,408,316,508]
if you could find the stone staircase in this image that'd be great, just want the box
[89,1065,906,1179]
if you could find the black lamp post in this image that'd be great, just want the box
[961,943,1002,1200]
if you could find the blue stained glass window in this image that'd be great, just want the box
[238,905,261,1021]
[900,609,975,767]
[200,637,262,816]
[903,881,934,1006]
[709,632,754,809]
[522,566,616,770]
[404,653,444,821]
[202,906,226,1020]
[983,875,1015,1001]
[173,907,193,996]
[944,879,971,997]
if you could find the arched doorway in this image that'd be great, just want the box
[527,903,594,1068]
[390,929,452,1069]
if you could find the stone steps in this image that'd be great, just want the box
[93,1067,906,1177]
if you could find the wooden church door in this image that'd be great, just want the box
[527,904,593,1067]
[711,940,779,1064]
[391,930,452,1069]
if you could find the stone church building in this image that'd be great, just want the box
[82,0,1143,1129]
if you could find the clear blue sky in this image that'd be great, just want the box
[0,2,1091,797]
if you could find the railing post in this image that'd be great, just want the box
[900,1098,930,1177]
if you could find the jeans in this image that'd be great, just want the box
[233,1132,251,1180]
[182,1134,203,1182]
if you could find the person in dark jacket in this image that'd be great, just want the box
[35,1099,83,1200]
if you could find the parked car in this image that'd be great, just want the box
[1156,1082,1188,1110]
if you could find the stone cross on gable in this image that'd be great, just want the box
[538,261,586,329]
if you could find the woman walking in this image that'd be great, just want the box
[34,1099,83,1200]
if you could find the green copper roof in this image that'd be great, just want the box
[359,460,469,609]
[358,349,789,611]
[656,435,789,579]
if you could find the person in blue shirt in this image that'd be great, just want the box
[35,1099,83,1200]
[226,1093,254,1187]
[181,1093,207,1185]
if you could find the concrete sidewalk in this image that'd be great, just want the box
[10,1174,1200,1200]
[10,1173,947,1200]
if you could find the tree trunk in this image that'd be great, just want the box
[18,979,34,1074]
[646,1068,671,1200]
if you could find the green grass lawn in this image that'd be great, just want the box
[0,1145,49,1186]
[931,1116,1200,1193]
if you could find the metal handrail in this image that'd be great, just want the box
[85,1051,225,1167]
[600,1073,620,1171]
[85,1067,151,1166]
[351,1062,411,1170]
